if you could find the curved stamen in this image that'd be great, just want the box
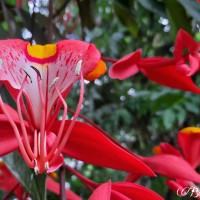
[49,72,84,166]
[17,77,35,159]
[33,129,38,157]
[0,96,33,167]
[46,85,68,161]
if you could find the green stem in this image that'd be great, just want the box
[59,165,66,200]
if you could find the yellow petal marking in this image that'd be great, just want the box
[27,43,57,59]
[180,127,200,134]
[85,60,107,81]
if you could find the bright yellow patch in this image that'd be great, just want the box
[49,172,58,180]
[27,43,57,59]
[153,146,162,155]
[85,60,107,81]
[180,127,200,134]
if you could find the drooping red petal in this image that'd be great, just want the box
[138,57,200,93]
[89,181,111,200]
[124,173,141,182]
[111,182,163,200]
[65,165,98,190]
[174,29,197,60]
[46,177,82,200]
[178,128,200,169]
[142,154,200,183]
[109,49,141,80]
[52,121,155,176]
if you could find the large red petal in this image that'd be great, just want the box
[138,57,200,93]
[142,154,200,183]
[52,121,155,176]
[0,163,24,199]
[157,142,182,157]
[178,128,200,169]
[111,182,163,200]
[109,49,141,80]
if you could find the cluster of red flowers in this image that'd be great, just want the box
[0,29,199,199]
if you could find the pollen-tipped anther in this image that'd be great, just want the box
[75,60,82,76]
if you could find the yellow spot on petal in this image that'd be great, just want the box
[49,172,58,180]
[153,146,162,155]
[85,60,107,81]
[180,127,200,134]
[27,43,57,59]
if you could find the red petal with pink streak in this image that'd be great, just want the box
[178,132,200,169]
[89,181,111,200]
[109,49,141,80]
[174,29,197,60]
[53,121,155,176]
[0,163,24,199]
[46,177,82,200]
[159,142,182,157]
[111,182,163,200]
[142,154,200,183]
[0,119,19,156]
[138,57,200,94]
[166,180,184,194]
[0,103,28,156]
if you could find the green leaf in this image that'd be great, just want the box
[3,152,47,200]
[135,0,166,17]
[113,1,139,37]
[178,0,200,22]
[164,0,191,39]
[162,109,176,130]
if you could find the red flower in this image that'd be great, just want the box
[126,127,200,197]
[65,165,163,200]
[0,39,153,177]
[109,29,200,94]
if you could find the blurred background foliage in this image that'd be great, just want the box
[1,0,200,199]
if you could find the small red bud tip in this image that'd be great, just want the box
[16,0,23,8]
